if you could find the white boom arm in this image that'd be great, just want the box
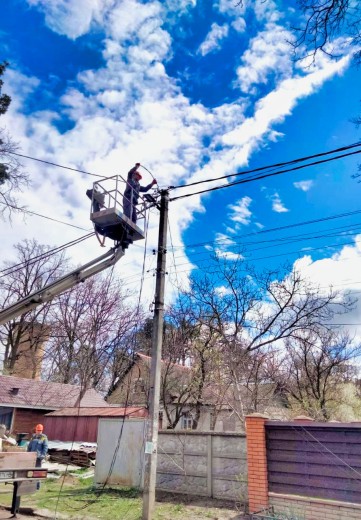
[0,246,125,326]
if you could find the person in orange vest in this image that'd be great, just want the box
[27,424,48,468]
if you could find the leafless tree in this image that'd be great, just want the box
[45,270,141,393]
[292,0,361,63]
[0,62,29,219]
[234,1,360,63]
[270,330,361,420]
[160,316,221,429]
[0,239,67,375]
[188,256,354,354]
[165,256,356,428]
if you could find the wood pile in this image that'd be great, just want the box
[3,445,27,453]
[48,446,96,467]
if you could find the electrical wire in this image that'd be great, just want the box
[0,201,91,231]
[114,209,361,288]
[140,164,156,181]
[0,233,94,280]
[167,216,182,296]
[7,151,107,179]
[169,223,361,265]
[169,141,361,191]
[169,148,361,201]
[168,208,361,251]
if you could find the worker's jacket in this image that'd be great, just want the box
[27,433,48,460]
[123,177,153,206]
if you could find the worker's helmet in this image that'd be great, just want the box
[35,424,43,432]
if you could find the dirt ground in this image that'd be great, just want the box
[0,507,53,520]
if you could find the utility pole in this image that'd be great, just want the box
[142,189,169,520]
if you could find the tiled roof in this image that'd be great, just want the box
[0,375,108,409]
[45,406,147,417]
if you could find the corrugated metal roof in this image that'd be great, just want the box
[0,375,108,409]
[45,406,147,417]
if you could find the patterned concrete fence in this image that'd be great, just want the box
[157,430,247,501]
[246,414,361,520]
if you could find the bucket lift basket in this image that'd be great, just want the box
[89,175,147,243]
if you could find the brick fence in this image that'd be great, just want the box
[245,414,361,519]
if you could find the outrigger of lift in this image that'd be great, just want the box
[86,174,157,248]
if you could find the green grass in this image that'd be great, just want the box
[0,477,238,519]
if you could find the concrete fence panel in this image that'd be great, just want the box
[157,430,247,501]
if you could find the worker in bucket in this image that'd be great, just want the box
[123,163,157,224]
[27,424,48,468]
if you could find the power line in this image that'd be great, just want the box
[169,209,361,251]
[0,233,94,280]
[120,216,361,289]
[163,237,361,280]
[169,141,361,191]
[169,225,361,267]
[0,201,91,231]
[169,147,361,201]
[7,151,107,179]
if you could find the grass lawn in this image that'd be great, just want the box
[0,475,241,520]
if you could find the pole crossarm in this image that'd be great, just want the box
[0,246,125,325]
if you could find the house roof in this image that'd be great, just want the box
[0,375,108,410]
[45,406,147,417]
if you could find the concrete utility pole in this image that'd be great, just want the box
[142,189,169,520]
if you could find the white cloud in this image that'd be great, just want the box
[215,285,233,296]
[223,55,350,148]
[26,0,108,39]
[231,18,246,34]
[198,23,229,56]
[294,180,314,192]
[292,237,361,338]
[228,196,253,225]
[1,0,353,308]
[235,23,294,93]
[270,192,289,213]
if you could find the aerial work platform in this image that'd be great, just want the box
[88,174,148,244]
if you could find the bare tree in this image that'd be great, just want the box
[234,1,360,63]
[46,270,141,393]
[0,62,29,219]
[187,256,354,354]
[160,319,221,429]
[0,239,67,376]
[167,256,356,428]
[270,330,361,420]
[292,0,361,63]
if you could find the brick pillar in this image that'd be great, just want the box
[246,413,269,514]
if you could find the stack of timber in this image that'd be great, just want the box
[48,442,97,467]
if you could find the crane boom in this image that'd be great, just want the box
[0,245,125,326]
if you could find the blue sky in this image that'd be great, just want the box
[1,0,361,326]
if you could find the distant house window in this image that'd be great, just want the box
[181,412,194,430]
[133,378,146,394]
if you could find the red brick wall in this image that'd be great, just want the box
[12,408,53,436]
[245,413,269,513]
